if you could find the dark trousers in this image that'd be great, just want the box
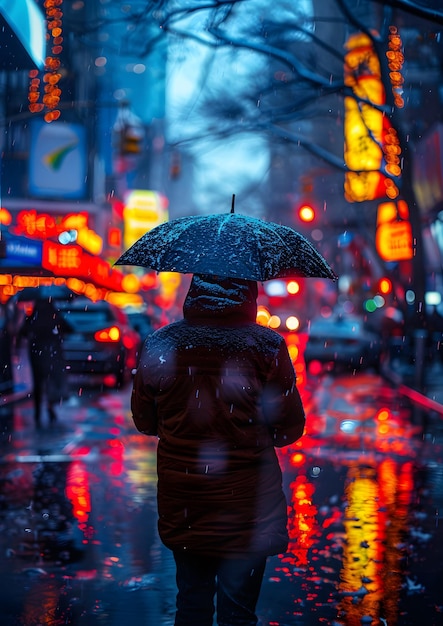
[173,551,267,626]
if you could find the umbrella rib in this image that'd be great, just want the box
[216,213,233,237]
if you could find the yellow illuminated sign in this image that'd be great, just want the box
[375,200,413,261]
[344,32,402,203]
[123,190,168,249]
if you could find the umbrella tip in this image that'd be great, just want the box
[231,194,235,214]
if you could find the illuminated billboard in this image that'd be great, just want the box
[29,121,88,199]
[123,190,168,249]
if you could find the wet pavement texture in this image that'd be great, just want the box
[0,368,442,626]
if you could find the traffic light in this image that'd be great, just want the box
[377,277,393,295]
[118,124,144,155]
[297,203,316,223]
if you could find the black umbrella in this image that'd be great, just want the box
[115,210,337,281]
[16,284,79,302]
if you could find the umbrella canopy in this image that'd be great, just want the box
[115,212,337,281]
[16,284,79,302]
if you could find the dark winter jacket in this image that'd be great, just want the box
[131,274,306,557]
[21,299,70,399]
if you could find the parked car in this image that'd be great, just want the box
[303,313,382,372]
[57,297,141,388]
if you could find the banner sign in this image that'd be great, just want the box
[3,235,42,265]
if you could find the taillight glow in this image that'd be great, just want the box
[287,280,300,295]
[123,335,136,349]
[95,326,121,342]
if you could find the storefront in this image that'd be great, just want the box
[0,206,133,303]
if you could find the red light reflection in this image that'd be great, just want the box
[66,461,92,540]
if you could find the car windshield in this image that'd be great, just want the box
[311,317,362,333]
[58,301,115,329]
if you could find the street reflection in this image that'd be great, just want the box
[0,371,442,625]
[264,449,431,625]
[336,460,412,625]
[65,460,92,540]
[286,465,320,568]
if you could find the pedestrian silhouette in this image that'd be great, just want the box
[0,301,14,396]
[131,274,306,626]
[21,298,70,426]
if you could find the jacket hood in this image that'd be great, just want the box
[183,274,258,323]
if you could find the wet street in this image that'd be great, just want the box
[0,368,442,626]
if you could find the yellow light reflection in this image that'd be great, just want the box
[338,464,381,624]
[268,315,281,329]
[121,273,141,293]
[256,305,271,326]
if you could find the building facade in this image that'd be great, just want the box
[0,0,168,302]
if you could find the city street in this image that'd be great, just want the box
[0,364,442,626]
[2,2,443,625]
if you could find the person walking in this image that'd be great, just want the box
[0,301,14,396]
[21,297,70,426]
[131,274,306,626]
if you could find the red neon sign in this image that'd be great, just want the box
[42,241,123,291]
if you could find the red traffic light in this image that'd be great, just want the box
[297,203,316,223]
[377,277,393,295]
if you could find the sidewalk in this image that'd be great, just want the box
[0,382,31,406]
[381,355,443,416]
[0,349,32,407]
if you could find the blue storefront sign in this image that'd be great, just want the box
[1,235,42,266]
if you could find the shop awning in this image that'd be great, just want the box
[0,0,46,70]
